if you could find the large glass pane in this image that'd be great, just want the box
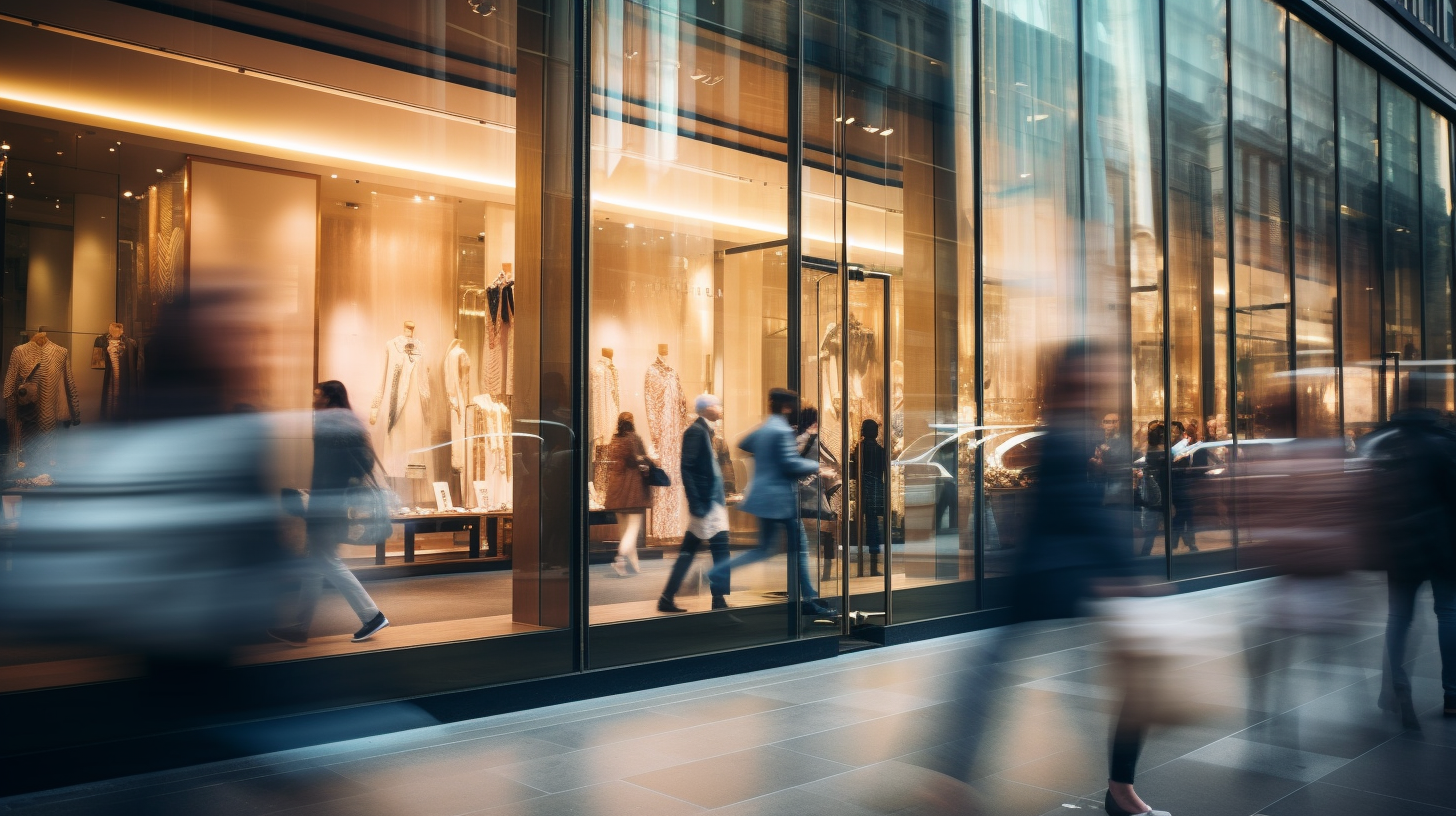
[1166,0,1232,578]
[1289,21,1338,437]
[1231,0,1290,444]
[1384,81,1422,368]
[980,0,1081,606]
[0,0,580,707]
[1083,0,1164,569]
[1421,106,1454,372]
[1339,52,1382,435]
[586,0,803,664]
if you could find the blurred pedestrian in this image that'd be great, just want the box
[1364,384,1456,724]
[797,405,842,583]
[850,418,887,577]
[1137,425,1167,557]
[658,395,731,613]
[1091,412,1132,505]
[269,381,390,646]
[945,342,1169,816]
[708,388,835,618]
[604,411,652,576]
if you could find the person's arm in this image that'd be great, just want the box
[779,425,819,478]
[681,427,711,518]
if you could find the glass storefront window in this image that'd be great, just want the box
[1421,105,1455,372]
[1384,81,1423,367]
[1339,51,1382,435]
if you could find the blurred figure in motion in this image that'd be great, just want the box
[1091,412,1132,506]
[1363,376,1456,724]
[850,418,886,577]
[604,411,653,576]
[796,404,842,583]
[935,342,1167,816]
[658,394,731,613]
[269,381,389,646]
[0,292,283,722]
[1136,423,1166,557]
[708,388,835,618]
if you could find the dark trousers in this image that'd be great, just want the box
[1109,714,1146,784]
[1386,574,1456,697]
[662,531,730,600]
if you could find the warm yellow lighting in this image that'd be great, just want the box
[880,129,894,136]
[122,190,132,197]
[330,174,338,178]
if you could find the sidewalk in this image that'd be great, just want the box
[3,577,1454,816]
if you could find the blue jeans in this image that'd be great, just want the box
[1386,575,1456,697]
[708,516,819,605]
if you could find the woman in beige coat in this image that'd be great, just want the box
[604,412,653,575]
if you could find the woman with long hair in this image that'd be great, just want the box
[269,380,389,645]
[604,411,653,576]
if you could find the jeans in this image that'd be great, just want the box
[293,544,381,629]
[1385,575,1456,697]
[662,531,730,600]
[708,515,819,604]
[864,513,884,555]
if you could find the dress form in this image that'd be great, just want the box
[370,320,431,485]
[644,343,688,538]
[4,326,81,467]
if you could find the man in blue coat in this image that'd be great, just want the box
[708,388,836,617]
[658,394,732,613]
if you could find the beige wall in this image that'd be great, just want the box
[69,193,117,422]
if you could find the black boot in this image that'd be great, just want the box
[870,553,881,576]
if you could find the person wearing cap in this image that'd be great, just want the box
[658,394,731,613]
[708,387,837,618]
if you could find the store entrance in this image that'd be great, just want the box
[803,259,891,631]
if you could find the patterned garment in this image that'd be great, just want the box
[644,358,689,538]
[444,342,472,470]
[589,358,620,447]
[483,278,516,396]
[3,340,80,464]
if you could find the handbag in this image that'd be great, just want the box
[1136,469,1161,507]
[344,470,397,545]
[14,362,41,423]
[645,464,672,487]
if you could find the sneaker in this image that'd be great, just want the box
[1444,695,1455,717]
[267,627,307,647]
[711,596,729,610]
[657,596,687,613]
[352,612,390,642]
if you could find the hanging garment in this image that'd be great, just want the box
[482,277,516,397]
[589,358,621,448]
[91,334,140,421]
[3,340,80,465]
[370,335,431,477]
[467,394,512,510]
[444,341,472,471]
[644,358,689,538]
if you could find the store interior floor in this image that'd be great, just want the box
[4,575,1454,816]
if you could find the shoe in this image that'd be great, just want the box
[611,557,628,577]
[711,596,729,610]
[352,612,390,642]
[1445,695,1456,717]
[870,554,881,576]
[267,627,307,647]
[802,602,837,617]
[1104,790,1169,816]
[657,595,686,613]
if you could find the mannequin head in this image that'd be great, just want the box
[109,322,124,338]
[403,320,416,338]
[32,327,49,346]
[657,343,669,357]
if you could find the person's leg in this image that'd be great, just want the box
[1386,575,1422,696]
[1430,577,1456,699]
[789,519,819,603]
[661,532,703,602]
[706,530,731,603]
[615,513,643,574]
[866,513,883,576]
[1107,710,1151,813]
[707,518,778,586]
[289,559,325,633]
[316,546,381,625]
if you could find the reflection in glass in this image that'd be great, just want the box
[980,0,1081,603]
[1083,0,1163,563]
[1384,81,1422,365]
[1232,0,1290,441]
[1290,21,1338,437]
[1166,0,1231,576]
[1339,52,1382,432]
[1421,105,1454,374]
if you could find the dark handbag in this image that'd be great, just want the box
[646,464,672,487]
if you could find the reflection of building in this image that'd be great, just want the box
[5,0,1456,789]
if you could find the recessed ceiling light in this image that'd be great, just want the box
[5,194,12,200]
[625,222,635,229]
[414,195,422,202]
[428,195,435,200]
[56,151,63,155]
[0,142,10,150]
[156,168,164,173]
[880,129,894,136]
[108,147,115,152]
[123,191,132,197]
[330,174,338,179]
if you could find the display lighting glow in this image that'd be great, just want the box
[330,174,338,178]
[0,141,8,150]
[0,90,516,190]
[122,190,132,197]
[880,129,893,136]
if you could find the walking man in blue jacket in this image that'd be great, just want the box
[708,388,836,618]
[658,394,732,613]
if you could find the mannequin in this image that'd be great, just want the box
[91,322,140,421]
[4,326,81,467]
[444,338,473,475]
[589,347,621,493]
[370,320,431,478]
[644,343,689,538]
